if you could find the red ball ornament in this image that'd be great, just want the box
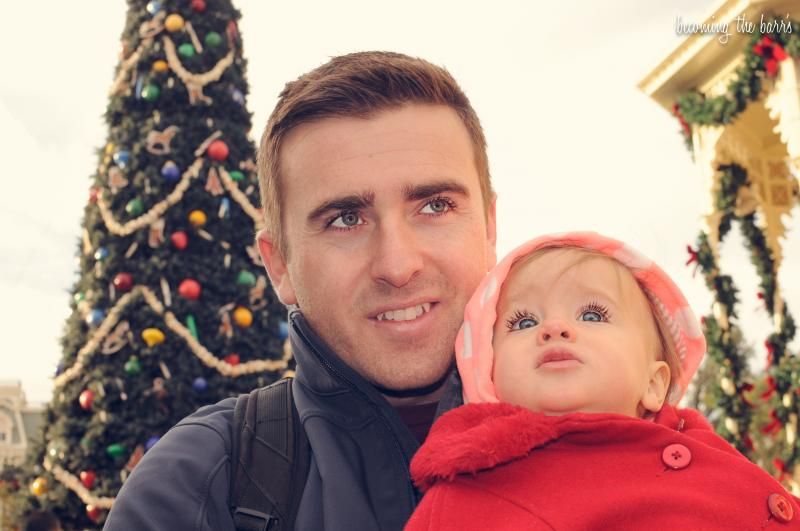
[191,0,207,12]
[178,279,202,300]
[170,231,188,250]
[207,140,229,161]
[224,353,240,366]
[113,272,134,293]
[79,470,96,489]
[78,389,94,410]
[89,187,100,204]
[86,504,102,523]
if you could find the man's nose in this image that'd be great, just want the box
[370,218,424,288]
[536,319,576,345]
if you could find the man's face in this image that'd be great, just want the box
[260,104,496,392]
[492,250,668,417]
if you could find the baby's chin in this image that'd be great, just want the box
[530,402,641,418]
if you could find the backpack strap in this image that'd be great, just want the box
[230,378,310,531]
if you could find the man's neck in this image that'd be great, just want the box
[383,384,446,407]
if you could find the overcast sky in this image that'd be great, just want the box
[2,0,798,404]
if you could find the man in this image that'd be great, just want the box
[22,511,62,531]
[104,51,496,530]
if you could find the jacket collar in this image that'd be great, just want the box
[411,402,711,491]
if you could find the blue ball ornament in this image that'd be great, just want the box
[192,377,208,393]
[278,321,289,341]
[146,1,162,15]
[54,362,65,377]
[113,150,130,168]
[87,309,106,327]
[145,436,161,452]
[161,161,181,182]
[94,247,109,261]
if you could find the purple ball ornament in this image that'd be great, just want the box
[145,436,161,452]
[228,86,245,106]
[192,377,208,393]
[161,160,181,183]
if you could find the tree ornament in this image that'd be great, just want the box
[188,210,207,227]
[186,313,198,339]
[161,160,181,182]
[192,377,208,393]
[145,435,161,452]
[179,279,202,300]
[113,272,134,293]
[228,169,245,182]
[112,150,130,168]
[126,198,144,217]
[142,83,161,102]
[146,1,162,15]
[279,320,289,340]
[29,477,48,496]
[204,31,222,48]
[74,292,85,303]
[86,504,102,523]
[55,362,65,376]
[89,187,101,203]
[107,442,126,459]
[218,197,230,218]
[152,59,169,73]
[191,0,206,12]
[236,270,256,287]
[87,308,106,327]
[164,13,185,32]
[170,230,189,250]
[178,43,196,58]
[228,86,245,106]
[233,306,253,328]
[78,389,95,410]
[224,353,240,365]
[141,327,165,347]
[207,139,229,161]
[79,470,96,489]
[124,356,142,376]
[94,246,109,261]
[47,441,65,461]
[146,125,180,155]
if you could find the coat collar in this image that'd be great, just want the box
[411,402,712,491]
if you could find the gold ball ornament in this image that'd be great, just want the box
[30,477,48,496]
[164,13,185,32]
[233,306,253,328]
[142,328,166,347]
[188,210,207,227]
[152,59,169,73]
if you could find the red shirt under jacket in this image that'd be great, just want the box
[407,403,800,530]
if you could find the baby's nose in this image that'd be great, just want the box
[537,319,575,344]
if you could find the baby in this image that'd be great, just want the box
[407,232,799,530]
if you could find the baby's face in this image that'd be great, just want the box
[492,249,669,417]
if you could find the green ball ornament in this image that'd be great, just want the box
[236,270,256,287]
[126,198,144,217]
[73,292,85,303]
[124,356,142,376]
[228,170,245,182]
[106,443,125,459]
[141,83,161,102]
[178,43,196,58]
[204,31,222,48]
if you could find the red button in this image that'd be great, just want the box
[768,493,794,523]
[661,443,692,470]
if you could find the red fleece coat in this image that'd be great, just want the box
[407,403,800,530]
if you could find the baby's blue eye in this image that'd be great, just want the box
[580,310,603,322]
[514,317,538,330]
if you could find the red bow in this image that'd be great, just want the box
[753,36,788,77]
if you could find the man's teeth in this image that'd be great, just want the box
[376,303,432,321]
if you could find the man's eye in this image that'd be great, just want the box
[329,211,364,229]
[420,197,454,215]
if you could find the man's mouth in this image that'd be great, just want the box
[375,302,433,322]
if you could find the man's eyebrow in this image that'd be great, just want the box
[403,180,470,202]
[306,191,375,225]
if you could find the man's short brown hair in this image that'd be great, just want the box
[257,51,493,256]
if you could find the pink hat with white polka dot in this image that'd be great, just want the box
[456,232,707,405]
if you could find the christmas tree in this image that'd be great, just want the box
[16,1,290,528]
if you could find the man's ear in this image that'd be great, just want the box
[641,360,670,414]
[256,229,297,306]
[486,195,498,267]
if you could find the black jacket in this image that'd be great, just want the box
[104,310,459,530]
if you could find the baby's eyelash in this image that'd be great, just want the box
[506,309,535,330]
[581,301,611,321]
